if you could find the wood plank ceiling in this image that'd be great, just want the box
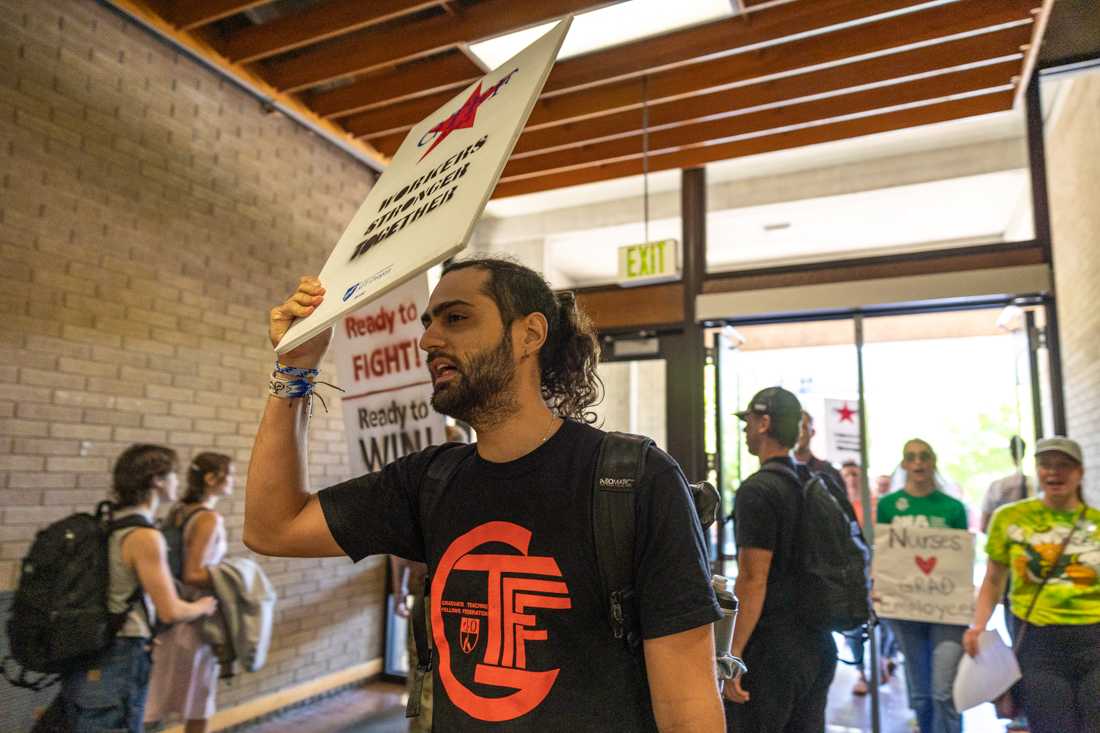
[127,0,1044,199]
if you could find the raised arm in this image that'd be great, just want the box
[243,276,343,558]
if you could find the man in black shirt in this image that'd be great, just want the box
[793,410,845,493]
[245,258,724,732]
[723,387,837,733]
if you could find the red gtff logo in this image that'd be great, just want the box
[431,521,572,722]
[417,69,518,162]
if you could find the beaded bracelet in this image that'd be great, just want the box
[268,361,343,411]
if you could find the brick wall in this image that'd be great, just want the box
[1046,70,1100,506]
[0,0,386,716]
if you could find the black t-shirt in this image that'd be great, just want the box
[732,456,802,629]
[319,419,720,731]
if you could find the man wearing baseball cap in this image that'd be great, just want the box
[724,387,838,733]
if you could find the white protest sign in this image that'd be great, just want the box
[824,398,861,465]
[276,17,573,354]
[331,275,445,474]
[873,525,975,625]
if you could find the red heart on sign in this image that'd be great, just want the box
[915,556,937,575]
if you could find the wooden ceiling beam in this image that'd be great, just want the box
[490,91,1014,198]
[309,51,484,119]
[353,0,1035,143]
[164,0,271,31]
[217,0,442,64]
[501,61,1019,180]
[260,0,625,93]
[508,25,1030,159]
[542,0,933,95]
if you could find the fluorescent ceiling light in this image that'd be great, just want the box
[469,0,733,71]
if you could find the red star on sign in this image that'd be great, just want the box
[417,69,518,162]
[835,402,857,423]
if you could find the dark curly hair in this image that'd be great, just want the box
[112,444,179,509]
[443,257,603,423]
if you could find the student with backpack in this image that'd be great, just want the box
[245,259,726,731]
[23,445,218,732]
[877,439,969,733]
[144,452,234,733]
[723,387,870,733]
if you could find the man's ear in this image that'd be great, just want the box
[759,414,772,436]
[518,311,548,356]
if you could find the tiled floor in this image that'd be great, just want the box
[240,664,1011,733]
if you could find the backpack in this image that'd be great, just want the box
[759,462,871,632]
[404,432,719,717]
[3,501,152,689]
[162,505,210,581]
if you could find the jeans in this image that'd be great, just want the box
[890,620,965,733]
[61,637,152,733]
[726,625,837,733]
[1017,623,1100,733]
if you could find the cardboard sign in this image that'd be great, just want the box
[276,17,573,354]
[331,276,445,474]
[824,398,861,465]
[873,525,975,625]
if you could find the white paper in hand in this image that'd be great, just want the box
[952,630,1021,711]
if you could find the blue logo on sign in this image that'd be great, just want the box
[342,283,361,302]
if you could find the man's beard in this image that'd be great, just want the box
[430,332,518,427]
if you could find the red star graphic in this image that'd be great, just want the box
[835,402,857,423]
[417,69,517,162]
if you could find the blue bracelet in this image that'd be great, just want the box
[274,361,320,379]
[268,377,315,399]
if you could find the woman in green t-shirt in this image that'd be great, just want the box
[877,439,970,733]
[965,436,1100,733]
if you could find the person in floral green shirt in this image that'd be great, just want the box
[965,436,1100,733]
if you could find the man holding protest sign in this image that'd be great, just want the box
[245,259,725,732]
[876,439,971,733]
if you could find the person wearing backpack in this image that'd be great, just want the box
[244,259,726,732]
[877,439,969,733]
[144,452,234,733]
[59,444,218,733]
[723,386,845,733]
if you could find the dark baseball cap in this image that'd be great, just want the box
[735,387,802,444]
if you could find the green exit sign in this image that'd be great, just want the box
[617,239,680,286]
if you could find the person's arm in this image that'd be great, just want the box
[180,511,221,588]
[644,624,724,732]
[244,276,343,558]
[723,547,772,704]
[963,560,1009,657]
[126,529,216,624]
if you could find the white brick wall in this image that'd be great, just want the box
[0,0,385,709]
[1046,70,1100,506]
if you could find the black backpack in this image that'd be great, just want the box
[759,463,871,632]
[3,501,152,689]
[162,505,210,581]
[404,432,719,717]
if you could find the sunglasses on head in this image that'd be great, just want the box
[904,450,933,462]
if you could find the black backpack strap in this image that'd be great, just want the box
[407,443,475,719]
[758,460,801,487]
[593,431,651,651]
